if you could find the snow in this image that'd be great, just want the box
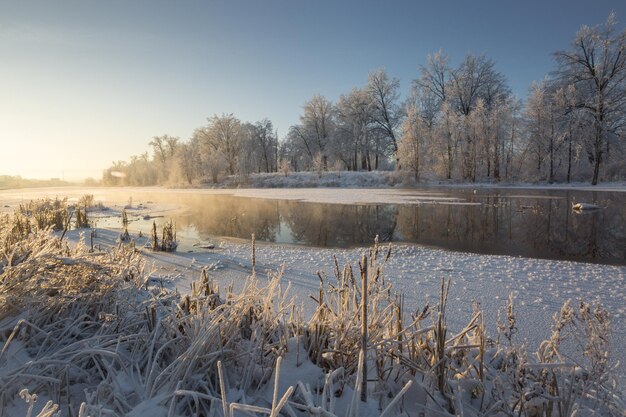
[149,237,626,384]
[45,194,625,389]
[2,186,626,412]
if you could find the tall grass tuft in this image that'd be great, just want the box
[18,198,69,231]
[77,194,94,209]
[120,208,130,242]
[74,205,89,229]
[149,220,177,252]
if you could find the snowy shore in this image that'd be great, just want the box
[1,187,625,378]
[120,233,626,387]
[6,187,616,389]
[1,188,626,415]
[196,170,626,193]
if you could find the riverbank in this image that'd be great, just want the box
[198,170,626,192]
[55,193,626,386]
[1,192,625,415]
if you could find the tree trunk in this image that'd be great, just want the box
[414,142,420,182]
[567,121,572,183]
[592,155,600,185]
[494,135,500,180]
[548,138,554,183]
[446,144,452,180]
[592,106,603,185]
[263,147,270,173]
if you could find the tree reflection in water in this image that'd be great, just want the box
[128,189,625,265]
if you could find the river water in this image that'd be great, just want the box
[97,187,625,265]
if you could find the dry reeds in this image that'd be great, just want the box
[18,198,68,232]
[74,205,89,229]
[150,220,177,252]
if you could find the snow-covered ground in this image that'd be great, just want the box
[134,239,626,385]
[1,186,625,389]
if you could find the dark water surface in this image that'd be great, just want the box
[113,188,626,265]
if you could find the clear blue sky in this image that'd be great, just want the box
[1,0,625,180]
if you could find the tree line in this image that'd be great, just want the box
[103,15,625,186]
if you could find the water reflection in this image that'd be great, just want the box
[171,196,399,247]
[393,191,626,264]
[121,189,625,265]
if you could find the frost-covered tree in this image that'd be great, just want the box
[197,114,243,176]
[414,52,513,182]
[246,119,278,173]
[449,54,510,180]
[416,50,451,107]
[415,52,459,179]
[149,135,167,165]
[293,95,335,170]
[130,152,158,185]
[149,135,179,182]
[497,97,523,181]
[450,54,498,116]
[367,69,403,168]
[102,15,625,187]
[336,88,374,170]
[468,98,489,181]
[554,84,586,183]
[171,139,203,185]
[554,13,626,184]
[281,128,309,172]
[524,81,562,182]
[435,101,462,179]
[300,95,334,169]
[399,104,427,180]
